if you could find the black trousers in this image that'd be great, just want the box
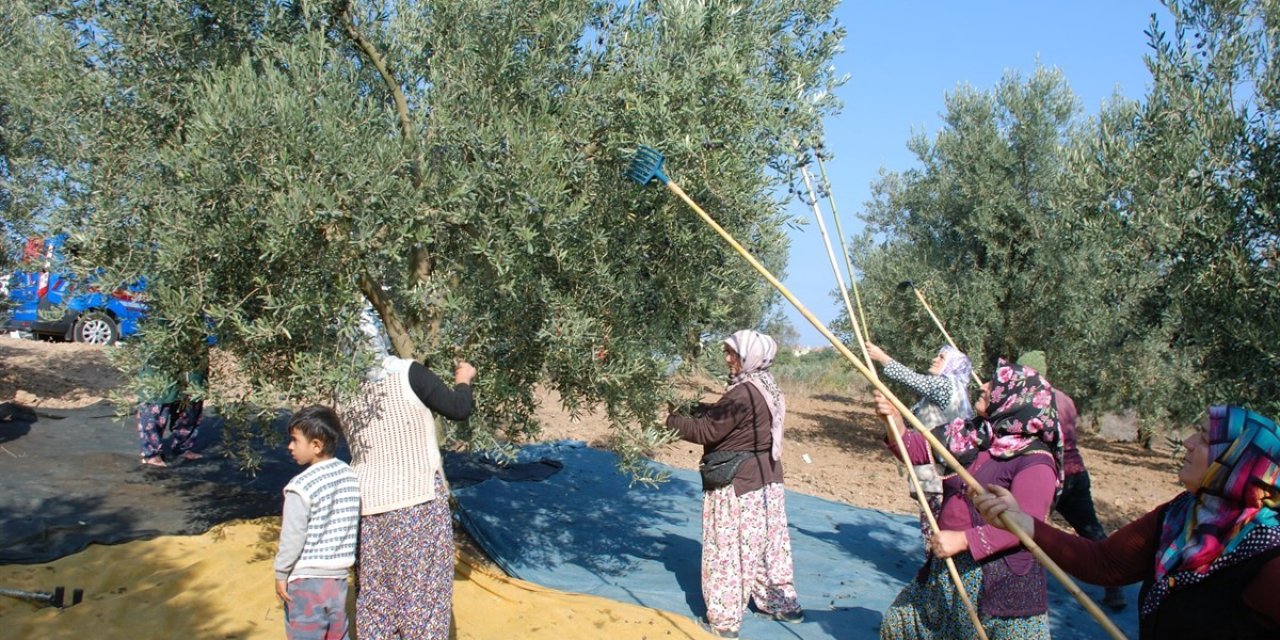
[1055,469,1107,541]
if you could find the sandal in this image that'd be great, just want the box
[140,456,168,468]
[180,451,204,461]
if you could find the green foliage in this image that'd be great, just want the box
[771,346,858,396]
[0,2,109,267]
[853,66,1092,386]
[4,0,845,476]
[850,1,1280,436]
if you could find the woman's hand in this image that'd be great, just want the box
[872,391,901,420]
[865,341,890,364]
[970,484,1035,534]
[928,530,968,558]
[454,361,477,385]
[872,391,907,438]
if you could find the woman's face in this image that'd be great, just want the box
[724,346,742,376]
[928,351,948,376]
[1179,428,1212,492]
[974,382,992,417]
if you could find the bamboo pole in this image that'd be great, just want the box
[797,162,988,640]
[906,284,985,387]
[656,178,1128,640]
[813,154,871,342]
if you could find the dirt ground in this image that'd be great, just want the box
[1,336,1184,531]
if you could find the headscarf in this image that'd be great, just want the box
[936,360,1063,489]
[358,306,394,382]
[934,345,974,421]
[1154,405,1280,579]
[723,330,785,461]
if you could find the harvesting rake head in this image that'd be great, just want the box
[625,145,671,186]
[896,280,916,292]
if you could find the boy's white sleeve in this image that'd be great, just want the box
[273,490,311,581]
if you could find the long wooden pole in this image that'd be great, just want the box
[657,178,1128,640]
[797,162,988,640]
[813,155,871,342]
[907,284,985,388]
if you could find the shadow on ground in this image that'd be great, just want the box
[0,401,297,564]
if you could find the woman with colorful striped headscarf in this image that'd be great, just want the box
[665,329,803,639]
[974,405,1280,639]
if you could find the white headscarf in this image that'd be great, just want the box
[723,329,786,461]
[359,306,393,382]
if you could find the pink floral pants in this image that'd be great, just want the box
[701,482,801,633]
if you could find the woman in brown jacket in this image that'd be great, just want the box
[666,329,803,639]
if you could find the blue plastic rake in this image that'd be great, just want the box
[621,143,1126,640]
[624,145,671,186]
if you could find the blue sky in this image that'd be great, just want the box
[779,2,1174,347]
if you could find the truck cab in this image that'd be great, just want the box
[3,236,147,345]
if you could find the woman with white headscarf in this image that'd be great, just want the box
[866,341,975,540]
[865,342,974,429]
[340,308,477,640]
[665,329,803,639]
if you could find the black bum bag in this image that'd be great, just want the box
[697,450,757,491]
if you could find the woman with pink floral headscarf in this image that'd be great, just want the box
[665,329,802,639]
[875,360,1062,640]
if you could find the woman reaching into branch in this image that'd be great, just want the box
[665,330,803,639]
[973,405,1280,639]
[865,341,974,428]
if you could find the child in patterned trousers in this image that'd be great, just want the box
[274,406,361,640]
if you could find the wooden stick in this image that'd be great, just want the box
[909,285,985,388]
[797,162,988,640]
[659,179,1128,640]
[796,164,873,367]
[813,154,871,342]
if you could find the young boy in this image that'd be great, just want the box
[274,405,361,640]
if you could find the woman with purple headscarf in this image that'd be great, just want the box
[865,341,974,428]
[665,329,803,639]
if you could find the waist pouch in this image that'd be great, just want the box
[699,450,756,491]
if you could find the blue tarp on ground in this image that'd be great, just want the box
[450,441,1140,640]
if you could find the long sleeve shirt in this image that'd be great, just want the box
[1055,390,1086,476]
[666,383,782,496]
[887,430,1057,561]
[1031,503,1280,629]
[274,491,309,581]
[407,362,473,419]
[273,458,360,581]
[884,360,955,411]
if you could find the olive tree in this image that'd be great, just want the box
[7,0,844,474]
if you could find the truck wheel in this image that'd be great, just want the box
[73,311,120,345]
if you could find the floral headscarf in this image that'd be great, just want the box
[936,360,1063,489]
[1155,406,1280,579]
[724,330,786,461]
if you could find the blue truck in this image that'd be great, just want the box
[3,236,147,345]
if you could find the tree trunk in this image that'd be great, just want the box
[359,273,417,359]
